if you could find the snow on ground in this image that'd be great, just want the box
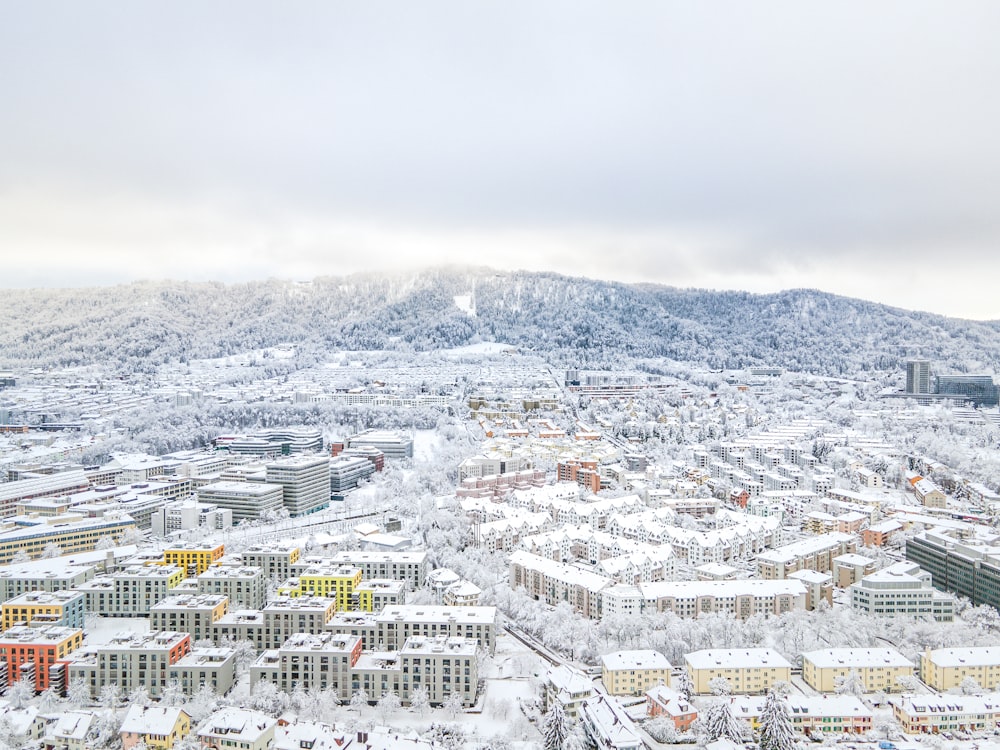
[453,295,476,317]
[440,341,516,358]
[413,428,445,463]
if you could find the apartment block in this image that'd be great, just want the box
[757,533,857,580]
[802,648,915,693]
[833,554,878,588]
[0,625,84,692]
[76,564,186,616]
[508,550,609,619]
[261,596,337,650]
[241,542,301,582]
[601,650,672,696]
[66,631,235,698]
[728,694,872,736]
[197,565,266,610]
[327,551,428,590]
[601,579,807,620]
[354,579,406,612]
[921,647,1000,692]
[0,589,86,631]
[212,610,266,652]
[250,632,361,694]
[279,565,362,612]
[0,564,95,602]
[685,649,793,695]
[374,605,498,655]
[150,594,230,642]
[162,543,225,576]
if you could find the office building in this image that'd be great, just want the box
[196,481,284,522]
[906,360,932,395]
[905,531,1000,610]
[345,429,413,459]
[264,457,330,517]
[849,561,955,621]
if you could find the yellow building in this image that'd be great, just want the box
[921,647,1000,692]
[279,565,363,612]
[120,704,191,750]
[162,543,225,577]
[684,649,792,695]
[1,589,86,631]
[802,648,914,693]
[601,650,672,696]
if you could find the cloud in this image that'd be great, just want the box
[1,2,999,319]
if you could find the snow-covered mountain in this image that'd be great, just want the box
[2,267,998,377]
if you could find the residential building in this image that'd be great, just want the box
[509,550,609,619]
[43,710,97,750]
[787,569,833,610]
[250,632,361,694]
[0,589,86,631]
[601,579,807,620]
[727,694,872,736]
[0,562,95,602]
[756,533,857,580]
[120,705,191,750]
[862,519,903,547]
[850,561,955,621]
[802,648,915,693]
[397,634,478,706]
[150,595,230,642]
[279,564,362,611]
[261,596,337,650]
[163,543,226,577]
[327,550,428,590]
[833,553,878,588]
[914,479,946,509]
[580,695,643,750]
[241,542,300,582]
[601,649,671,696]
[0,624,84,692]
[197,565,266,610]
[353,579,406,612]
[890,693,1000,734]
[374,605,498,655]
[646,685,698,731]
[84,564,186,616]
[544,665,594,719]
[196,708,277,750]
[685,649,793,695]
[921,647,1000,692]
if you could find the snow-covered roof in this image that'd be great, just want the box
[198,708,277,741]
[602,649,671,672]
[803,648,913,669]
[685,648,792,670]
[120,704,189,736]
[926,647,1000,668]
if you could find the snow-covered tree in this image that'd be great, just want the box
[38,686,63,713]
[41,542,63,559]
[411,685,430,716]
[5,679,33,709]
[376,690,401,723]
[160,679,186,707]
[834,669,865,697]
[959,676,982,695]
[444,691,465,719]
[645,716,678,743]
[758,689,796,750]
[708,676,733,696]
[702,698,747,744]
[129,684,151,708]
[98,682,122,710]
[67,679,92,709]
[350,688,369,713]
[896,675,922,693]
[675,670,695,701]
[542,700,569,750]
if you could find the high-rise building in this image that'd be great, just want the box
[906,359,932,394]
[264,457,330,517]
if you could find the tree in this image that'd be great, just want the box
[376,690,401,723]
[675,670,695,701]
[645,716,678,743]
[542,700,569,750]
[5,679,34,709]
[834,669,865,698]
[896,675,922,693]
[41,542,63,559]
[67,679,92,709]
[350,688,369,713]
[758,689,796,750]
[129,684,151,708]
[702,698,747,744]
[98,682,122,710]
[708,676,733,696]
[410,685,430,717]
[444,691,465,719]
[959,676,982,695]
[38,686,63,713]
[160,679,186,707]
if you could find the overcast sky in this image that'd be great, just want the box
[2,2,999,319]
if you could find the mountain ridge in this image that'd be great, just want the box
[2,268,998,378]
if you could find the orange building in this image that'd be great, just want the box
[0,624,84,692]
[557,460,602,493]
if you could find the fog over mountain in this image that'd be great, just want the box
[2,268,998,378]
